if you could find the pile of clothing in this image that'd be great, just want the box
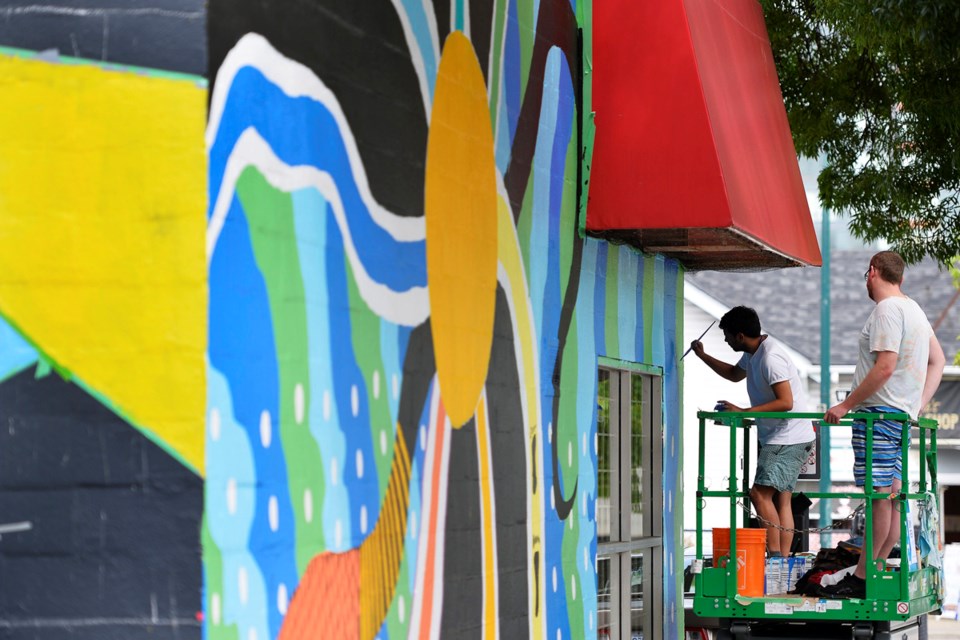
[790,541,861,597]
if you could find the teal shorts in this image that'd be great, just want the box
[754,441,814,493]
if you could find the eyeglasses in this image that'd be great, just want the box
[864,267,871,281]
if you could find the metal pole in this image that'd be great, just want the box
[819,201,832,549]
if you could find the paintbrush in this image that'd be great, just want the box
[679,320,716,360]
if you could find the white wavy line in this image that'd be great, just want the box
[490,0,511,129]
[390,0,434,122]
[207,128,429,328]
[207,32,424,243]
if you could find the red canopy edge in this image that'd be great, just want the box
[588,0,822,270]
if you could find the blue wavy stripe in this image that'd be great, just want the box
[652,256,665,366]
[398,0,438,98]
[207,364,270,640]
[495,89,513,173]
[208,195,299,638]
[593,242,607,355]
[617,248,638,359]
[291,189,349,553]
[539,48,574,640]
[209,66,426,294]
[575,239,600,637]
[505,1,522,145]
[325,211,380,549]
[454,0,465,31]
[662,261,680,640]
[635,256,646,361]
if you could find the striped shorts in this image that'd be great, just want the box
[852,405,910,488]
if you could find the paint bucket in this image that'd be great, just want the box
[712,528,766,597]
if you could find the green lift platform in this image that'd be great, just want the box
[690,411,942,640]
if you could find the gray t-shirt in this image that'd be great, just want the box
[737,338,814,445]
[851,296,934,419]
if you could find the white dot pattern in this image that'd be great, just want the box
[294,384,305,424]
[268,495,279,532]
[210,409,221,441]
[260,410,271,448]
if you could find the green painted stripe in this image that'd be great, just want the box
[604,246,619,357]
[517,174,535,274]
[203,517,241,640]
[578,113,596,239]
[518,0,534,98]
[237,167,327,572]
[344,254,394,497]
[642,254,655,363]
[577,0,594,239]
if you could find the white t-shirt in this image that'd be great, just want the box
[737,337,814,445]
[851,296,934,419]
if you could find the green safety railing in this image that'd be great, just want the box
[692,410,941,621]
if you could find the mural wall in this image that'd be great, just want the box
[0,47,207,637]
[205,2,683,639]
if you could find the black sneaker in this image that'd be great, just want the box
[818,574,866,599]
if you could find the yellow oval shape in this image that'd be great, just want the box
[425,32,498,428]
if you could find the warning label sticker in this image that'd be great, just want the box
[764,603,794,615]
[897,602,910,614]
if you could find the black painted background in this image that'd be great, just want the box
[0,367,202,639]
[0,0,206,76]
[208,0,428,219]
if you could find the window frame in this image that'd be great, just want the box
[596,362,664,640]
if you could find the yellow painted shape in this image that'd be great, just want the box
[425,31,499,428]
[475,391,498,639]
[495,192,544,640]
[359,422,411,639]
[0,54,206,474]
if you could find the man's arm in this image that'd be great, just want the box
[720,380,792,413]
[921,334,946,409]
[824,350,898,423]
[691,340,746,382]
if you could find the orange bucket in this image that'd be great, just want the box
[712,528,767,597]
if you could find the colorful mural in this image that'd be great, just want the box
[206,3,683,640]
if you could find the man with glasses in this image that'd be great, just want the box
[820,251,945,598]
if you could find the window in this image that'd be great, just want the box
[597,366,663,640]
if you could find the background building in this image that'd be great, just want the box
[684,250,960,548]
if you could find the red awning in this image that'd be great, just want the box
[587,0,821,270]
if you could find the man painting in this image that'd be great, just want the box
[692,306,815,557]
